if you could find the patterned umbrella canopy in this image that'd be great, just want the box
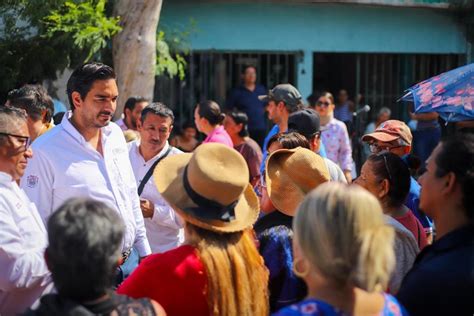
[400,63,474,122]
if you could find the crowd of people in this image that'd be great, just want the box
[0,61,473,316]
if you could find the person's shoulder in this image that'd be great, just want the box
[169,145,184,156]
[141,245,202,271]
[323,158,347,183]
[272,299,327,316]
[32,124,64,150]
[331,118,347,129]
[244,138,263,154]
[382,294,409,316]
[256,84,267,93]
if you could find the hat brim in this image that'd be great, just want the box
[361,131,399,143]
[266,148,329,216]
[154,153,259,233]
[258,95,270,103]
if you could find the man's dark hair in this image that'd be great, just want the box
[241,65,256,75]
[267,132,310,151]
[0,106,28,146]
[197,100,225,126]
[46,198,124,301]
[368,152,411,208]
[435,134,474,220]
[7,84,54,122]
[124,96,148,116]
[227,111,249,137]
[319,91,335,105]
[66,62,116,111]
[140,102,174,124]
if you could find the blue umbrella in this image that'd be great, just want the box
[400,63,474,122]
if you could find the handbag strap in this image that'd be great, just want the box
[137,146,173,196]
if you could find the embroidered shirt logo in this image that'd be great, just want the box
[26,175,39,188]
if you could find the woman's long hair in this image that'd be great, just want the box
[186,223,269,316]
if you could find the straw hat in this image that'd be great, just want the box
[266,147,330,216]
[154,143,259,233]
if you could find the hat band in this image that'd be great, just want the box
[182,166,237,222]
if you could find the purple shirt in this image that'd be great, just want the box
[203,125,233,147]
[320,118,353,172]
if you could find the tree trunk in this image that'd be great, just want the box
[112,0,162,119]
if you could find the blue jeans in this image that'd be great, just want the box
[115,247,139,287]
[413,127,441,166]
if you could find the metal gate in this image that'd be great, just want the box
[313,52,465,121]
[154,51,298,129]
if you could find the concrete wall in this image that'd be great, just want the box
[160,2,467,98]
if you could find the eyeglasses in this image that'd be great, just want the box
[382,154,393,181]
[316,101,331,107]
[0,132,31,152]
[369,142,402,154]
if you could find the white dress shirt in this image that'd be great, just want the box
[128,141,184,253]
[0,172,52,315]
[20,112,151,257]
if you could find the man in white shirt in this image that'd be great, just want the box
[129,103,183,253]
[0,107,52,315]
[115,96,149,131]
[21,63,151,278]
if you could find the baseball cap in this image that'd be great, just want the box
[361,120,413,145]
[258,84,303,107]
[288,108,320,139]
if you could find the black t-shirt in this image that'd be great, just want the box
[397,224,474,316]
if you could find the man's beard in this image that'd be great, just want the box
[94,111,114,128]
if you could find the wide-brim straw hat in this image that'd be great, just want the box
[154,143,259,233]
[266,147,330,216]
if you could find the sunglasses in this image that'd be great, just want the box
[0,132,31,152]
[316,101,331,107]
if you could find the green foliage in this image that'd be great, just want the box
[0,0,194,103]
[156,31,187,80]
[43,0,121,61]
[0,0,118,102]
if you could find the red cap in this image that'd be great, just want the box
[362,120,412,146]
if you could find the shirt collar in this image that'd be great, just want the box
[136,140,170,163]
[418,224,474,260]
[61,111,113,145]
[0,171,13,184]
[431,224,474,252]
